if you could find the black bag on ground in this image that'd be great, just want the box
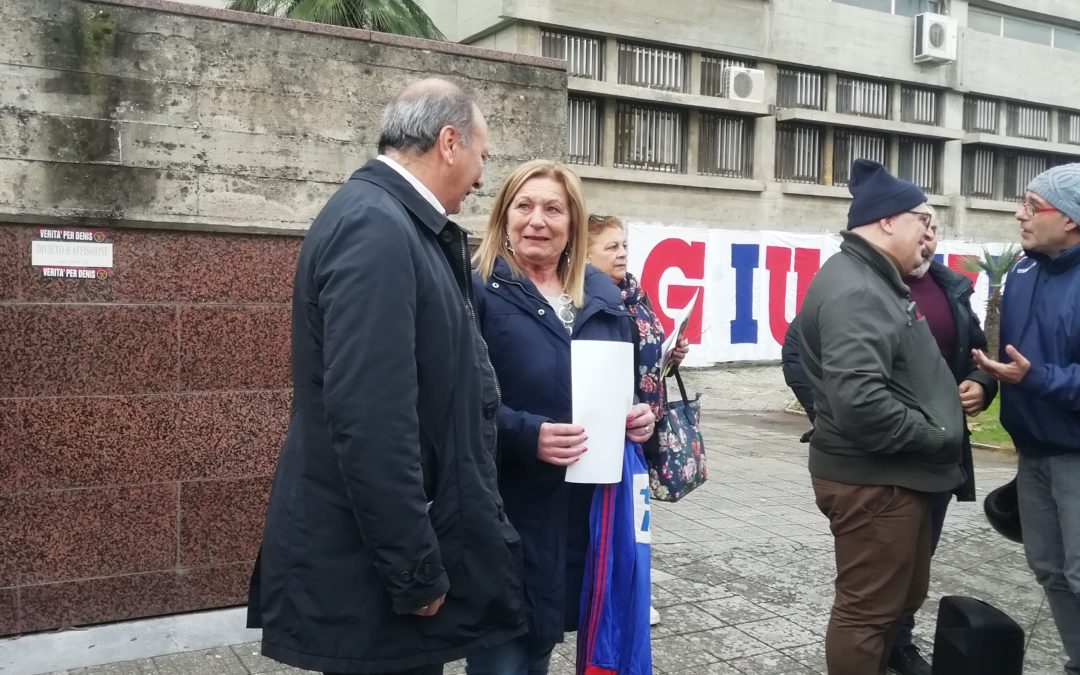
[932,595,1024,675]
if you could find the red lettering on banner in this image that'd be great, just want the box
[947,254,980,286]
[640,238,705,343]
[765,246,822,345]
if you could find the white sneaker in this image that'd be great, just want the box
[649,606,661,626]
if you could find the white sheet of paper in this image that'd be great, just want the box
[565,340,634,484]
[660,289,700,375]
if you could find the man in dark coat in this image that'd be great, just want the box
[781,315,815,442]
[247,79,526,675]
[886,205,997,675]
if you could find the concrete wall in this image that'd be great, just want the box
[0,0,566,235]
[0,0,567,636]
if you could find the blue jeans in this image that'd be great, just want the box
[465,634,556,675]
[893,490,953,648]
[1018,453,1080,674]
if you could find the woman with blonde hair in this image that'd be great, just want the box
[468,160,655,674]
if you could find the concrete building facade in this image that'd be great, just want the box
[423,0,1080,243]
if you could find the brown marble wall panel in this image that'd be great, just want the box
[0,588,16,635]
[179,478,270,568]
[0,400,22,494]
[177,391,290,480]
[19,395,180,490]
[179,306,290,391]
[7,483,177,586]
[0,226,18,300]
[0,496,20,586]
[0,305,180,398]
[17,562,251,634]
[7,225,300,305]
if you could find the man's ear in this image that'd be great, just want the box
[879,217,895,235]
[436,125,457,164]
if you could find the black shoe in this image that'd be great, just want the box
[888,644,932,675]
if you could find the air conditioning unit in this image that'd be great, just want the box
[722,67,765,103]
[914,13,958,63]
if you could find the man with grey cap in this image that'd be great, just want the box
[799,159,965,674]
[974,163,1080,673]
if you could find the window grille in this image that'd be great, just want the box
[700,54,755,97]
[901,86,939,126]
[962,147,996,198]
[1063,111,1080,145]
[837,77,891,119]
[1006,103,1050,141]
[617,42,688,92]
[833,129,889,186]
[614,102,686,173]
[1003,152,1049,200]
[777,68,825,111]
[963,96,999,133]
[775,123,823,184]
[567,97,602,166]
[899,138,939,193]
[540,30,603,80]
[699,113,753,178]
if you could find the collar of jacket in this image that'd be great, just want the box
[927,260,974,300]
[489,257,626,323]
[839,230,911,296]
[349,159,451,237]
[1022,241,1080,275]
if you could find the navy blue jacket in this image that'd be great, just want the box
[1000,244,1080,456]
[473,257,631,644]
[249,160,525,672]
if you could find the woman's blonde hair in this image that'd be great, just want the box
[473,160,589,306]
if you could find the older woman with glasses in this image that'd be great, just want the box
[468,160,655,674]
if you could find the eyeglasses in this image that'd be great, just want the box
[1020,201,1059,217]
[906,211,933,228]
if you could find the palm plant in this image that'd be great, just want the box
[964,245,1020,359]
[227,0,445,40]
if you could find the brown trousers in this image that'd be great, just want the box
[813,477,932,675]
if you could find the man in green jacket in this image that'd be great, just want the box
[799,159,966,675]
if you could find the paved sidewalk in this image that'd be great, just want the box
[42,412,1064,675]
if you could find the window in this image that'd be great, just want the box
[968,8,1003,36]
[1057,29,1080,52]
[567,97,602,166]
[1062,112,1080,146]
[962,147,996,199]
[617,42,688,92]
[775,123,823,184]
[963,96,999,133]
[777,68,825,111]
[837,77,891,119]
[540,30,603,80]
[901,86,939,125]
[1006,103,1050,141]
[699,113,753,178]
[1003,17,1052,46]
[833,130,889,186]
[1003,152,1049,200]
[615,102,686,173]
[700,54,755,98]
[899,138,939,193]
[831,0,940,15]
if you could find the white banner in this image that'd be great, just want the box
[626,223,1011,365]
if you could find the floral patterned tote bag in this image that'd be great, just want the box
[646,371,707,502]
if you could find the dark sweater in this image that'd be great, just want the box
[906,272,956,362]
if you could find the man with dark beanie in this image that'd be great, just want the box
[799,159,966,675]
[886,205,997,675]
[974,163,1080,674]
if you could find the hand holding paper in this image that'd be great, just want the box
[660,289,700,377]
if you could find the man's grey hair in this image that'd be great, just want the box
[378,78,479,155]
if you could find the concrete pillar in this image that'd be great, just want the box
[823,126,835,186]
[1049,107,1060,143]
[686,109,701,174]
[605,37,620,85]
[602,98,617,167]
[688,51,702,96]
[941,90,964,130]
[888,135,900,174]
[891,82,903,122]
[515,23,541,56]
[761,62,779,108]
[942,139,963,197]
[825,72,838,113]
[754,115,777,182]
